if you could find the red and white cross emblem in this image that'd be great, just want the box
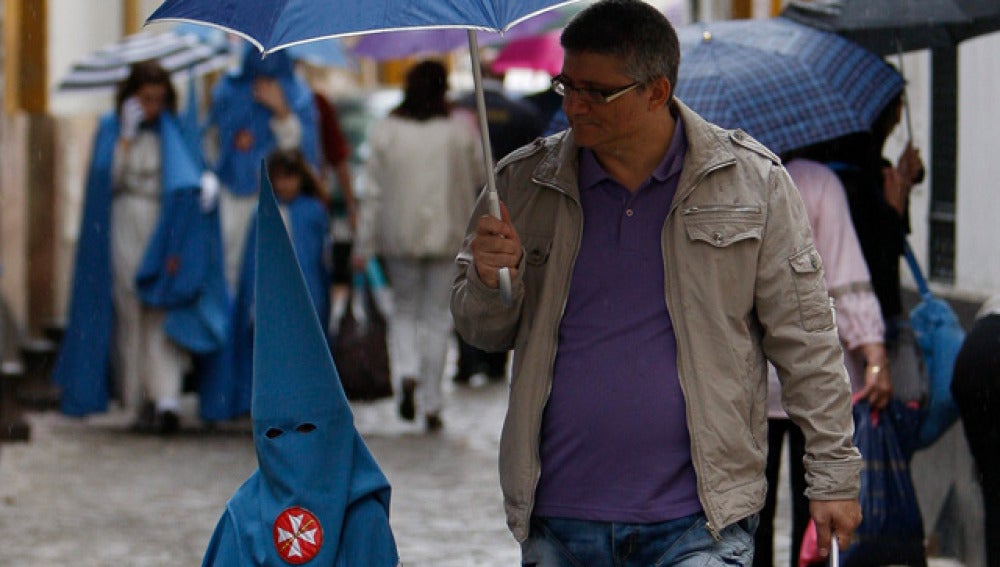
[273,506,323,564]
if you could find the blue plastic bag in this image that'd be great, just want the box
[902,242,963,448]
[842,399,927,567]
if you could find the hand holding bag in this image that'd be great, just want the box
[800,399,926,567]
[330,271,392,401]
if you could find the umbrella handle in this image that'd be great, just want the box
[486,191,514,306]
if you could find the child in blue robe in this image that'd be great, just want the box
[201,164,397,566]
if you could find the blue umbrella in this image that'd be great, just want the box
[175,21,357,69]
[674,17,905,156]
[351,9,563,60]
[147,0,583,305]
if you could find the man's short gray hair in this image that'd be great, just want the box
[560,0,680,95]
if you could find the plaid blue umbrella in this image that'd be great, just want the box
[674,17,905,156]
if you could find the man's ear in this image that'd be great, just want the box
[647,77,672,110]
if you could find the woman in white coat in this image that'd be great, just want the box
[354,60,485,432]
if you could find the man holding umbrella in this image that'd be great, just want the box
[451,0,862,563]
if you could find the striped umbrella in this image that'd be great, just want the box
[57,29,231,92]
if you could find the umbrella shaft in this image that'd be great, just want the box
[467,30,500,216]
[468,31,511,306]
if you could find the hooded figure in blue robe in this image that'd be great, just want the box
[198,44,321,420]
[216,149,332,422]
[208,44,319,198]
[52,103,229,420]
[201,164,398,566]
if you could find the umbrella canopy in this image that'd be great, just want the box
[351,9,562,61]
[491,30,563,76]
[673,17,905,156]
[148,0,582,305]
[782,0,1000,54]
[148,0,579,53]
[176,21,357,68]
[57,29,231,92]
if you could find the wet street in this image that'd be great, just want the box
[0,369,797,566]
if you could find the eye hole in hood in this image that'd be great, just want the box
[296,423,317,433]
[265,428,284,439]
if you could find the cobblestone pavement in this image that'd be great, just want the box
[0,373,797,567]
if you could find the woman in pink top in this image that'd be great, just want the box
[754,158,892,567]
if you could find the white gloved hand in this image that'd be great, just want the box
[119,96,144,142]
[200,171,220,212]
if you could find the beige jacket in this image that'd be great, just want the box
[451,101,861,542]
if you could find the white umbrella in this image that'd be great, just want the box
[57,29,231,93]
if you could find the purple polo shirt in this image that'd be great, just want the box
[533,116,702,523]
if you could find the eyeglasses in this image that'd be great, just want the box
[551,74,641,104]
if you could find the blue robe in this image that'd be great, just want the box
[52,111,229,417]
[202,169,397,566]
[208,46,319,196]
[211,195,331,422]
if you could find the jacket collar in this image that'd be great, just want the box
[531,99,737,203]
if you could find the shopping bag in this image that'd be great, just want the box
[330,271,393,401]
[901,242,962,448]
[800,399,926,567]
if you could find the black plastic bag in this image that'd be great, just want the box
[330,273,392,402]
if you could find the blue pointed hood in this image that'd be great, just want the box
[205,162,397,565]
[251,163,342,423]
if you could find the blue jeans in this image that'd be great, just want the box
[520,512,758,567]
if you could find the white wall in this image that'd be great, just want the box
[955,32,1000,297]
[47,0,121,115]
[47,0,168,116]
[866,33,1000,301]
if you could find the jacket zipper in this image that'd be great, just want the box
[680,204,761,215]
[666,161,735,542]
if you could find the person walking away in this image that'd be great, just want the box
[354,60,485,432]
[311,90,358,322]
[755,158,893,567]
[951,294,1000,567]
[452,63,546,385]
[53,60,226,434]
[808,93,924,400]
[451,1,862,563]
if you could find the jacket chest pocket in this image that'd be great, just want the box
[681,205,764,247]
[789,246,835,332]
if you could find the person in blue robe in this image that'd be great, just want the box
[52,61,229,434]
[201,164,398,566]
[206,42,320,294]
[223,149,331,418]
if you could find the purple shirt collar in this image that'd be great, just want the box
[578,113,687,192]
